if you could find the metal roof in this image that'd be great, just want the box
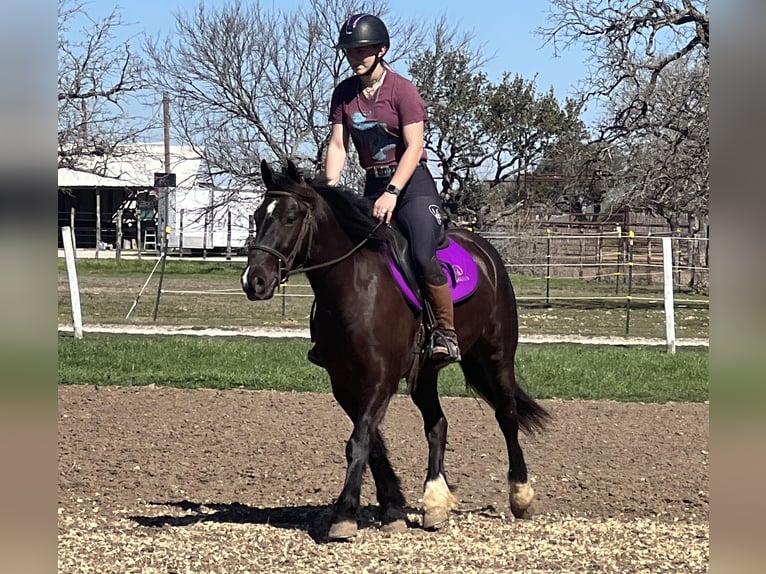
[57,143,204,188]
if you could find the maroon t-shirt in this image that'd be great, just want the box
[329,69,428,169]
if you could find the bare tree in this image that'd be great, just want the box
[58,0,153,174]
[144,0,424,191]
[409,19,489,199]
[410,23,588,228]
[540,0,709,222]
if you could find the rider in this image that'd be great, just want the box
[308,13,460,367]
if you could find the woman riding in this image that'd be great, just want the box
[311,13,460,367]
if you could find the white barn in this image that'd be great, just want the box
[58,143,261,251]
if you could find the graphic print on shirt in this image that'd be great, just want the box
[350,111,397,161]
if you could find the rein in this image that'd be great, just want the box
[248,189,384,280]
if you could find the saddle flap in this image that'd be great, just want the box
[386,233,479,312]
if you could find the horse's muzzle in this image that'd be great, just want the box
[241,265,279,301]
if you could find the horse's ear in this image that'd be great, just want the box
[285,159,302,184]
[260,159,274,189]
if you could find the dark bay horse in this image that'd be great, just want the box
[241,159,549,540]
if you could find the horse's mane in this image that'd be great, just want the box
[307,174,391,248]
[269,170,318,205]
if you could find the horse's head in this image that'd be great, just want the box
[241,159,317,301]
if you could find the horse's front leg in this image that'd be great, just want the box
[328,391,393,541]
[328,421,371,540]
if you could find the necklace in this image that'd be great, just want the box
[362,70,386,96]
[357,71,386,118]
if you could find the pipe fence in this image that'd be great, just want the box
[149,230,708,344]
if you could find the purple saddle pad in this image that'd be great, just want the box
[387,237,479,311]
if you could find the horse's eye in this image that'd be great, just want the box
[285,214,297,225]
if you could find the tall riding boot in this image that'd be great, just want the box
[306,300,326,368]
[423,282,461,365]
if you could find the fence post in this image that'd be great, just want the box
[61,226,83,339]
[136,216,142,260]
[545,227,551,307]
[689,235,697,289]
[226,211,232,261]
[202,212,208,261]
[95,191,102,259]
[646,231,653,285]
[69,207,76,256]
[596,235,603,282]
[614,225,622,294]
[115,209,123,260]
[625,230,634,336]
[179,208,184,258]
[662,237,676,354]
[675,227,683,285]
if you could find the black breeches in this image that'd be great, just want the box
[365,163,447,284]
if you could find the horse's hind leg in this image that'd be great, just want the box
[368,428,407,532]
[411,366,457,530]
[460,352,535,518]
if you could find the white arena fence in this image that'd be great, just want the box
[61,227,708,351]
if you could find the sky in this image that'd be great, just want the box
[73,0,597,125]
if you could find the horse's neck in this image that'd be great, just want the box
[309,212,356,263]
[306,217,383,304]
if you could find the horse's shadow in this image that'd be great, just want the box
[129,500,422,543]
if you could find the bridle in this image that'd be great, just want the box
[246,190,315,283]
[247,189,383,282]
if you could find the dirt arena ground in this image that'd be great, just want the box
[58,385,708,573]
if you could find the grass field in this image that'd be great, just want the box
[58,334,708,403]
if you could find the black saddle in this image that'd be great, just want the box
[383,217,450,296]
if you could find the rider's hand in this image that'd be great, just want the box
[373,193,397,225]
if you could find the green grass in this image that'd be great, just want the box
[57,258,244,276]
[58,334,708,403]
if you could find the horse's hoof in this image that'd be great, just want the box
[380,508,408,534]
[381,518,407,534]
[509,481,535,519]
[510,503,534,519]
[422,507,450,530]
[327,518,357,541]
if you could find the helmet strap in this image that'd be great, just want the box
[362,54,382,77]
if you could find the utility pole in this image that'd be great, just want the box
[161,92,171,252]
[153,93,172,321]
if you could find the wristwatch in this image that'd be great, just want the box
[385,183,401,196]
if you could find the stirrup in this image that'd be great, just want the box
[429,328,461,365]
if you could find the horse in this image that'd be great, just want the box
[241,159,549,540]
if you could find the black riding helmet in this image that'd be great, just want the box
[334,14,390,50]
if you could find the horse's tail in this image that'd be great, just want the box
[514,386,550,434]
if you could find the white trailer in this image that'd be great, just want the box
[166,186,261,251]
